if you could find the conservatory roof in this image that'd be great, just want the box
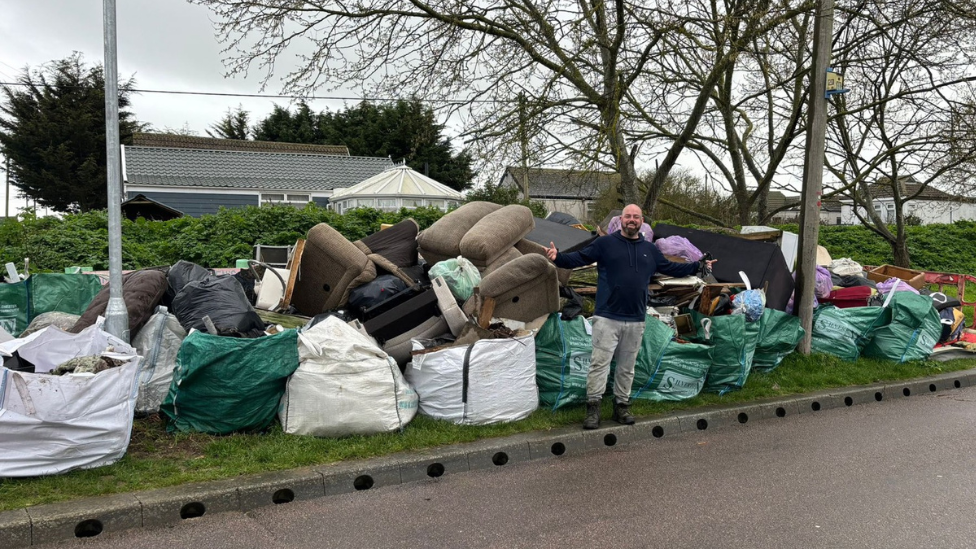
[331,164,463,200]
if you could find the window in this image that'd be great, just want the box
[402,198,423,208]
[429,199,446,210]
[261,193,311,208]
[377,198,398,211]
[356,199,374,208]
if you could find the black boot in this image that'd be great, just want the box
[583,400,601,430]
[612,401,635,425]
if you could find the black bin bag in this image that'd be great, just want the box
[172,275,266,337]
[347,275,409,320]
[166,260,211,306]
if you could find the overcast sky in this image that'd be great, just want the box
[0,0,395,215]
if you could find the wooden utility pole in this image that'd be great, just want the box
[796,0,834,353]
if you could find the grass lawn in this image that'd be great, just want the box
[1,350,973,512]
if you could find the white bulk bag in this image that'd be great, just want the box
[405,334,538,425]
[132,306,187,415]
[3,322,131,374]
[0,328,141,477]
[279,316,418,437]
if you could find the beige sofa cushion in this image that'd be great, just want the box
[416,202,502,258]
[466,254,559,322]
[459,205,534,267]
[291,223,377,315]
[480,247,522,277]
[514,238,572,286]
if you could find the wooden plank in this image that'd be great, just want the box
[737,230,782,242]
[280,238,306,309]
[478,297,496,329]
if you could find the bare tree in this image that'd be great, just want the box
[824,0,976,267]
[628,0,816,217]
[192,0,813,212]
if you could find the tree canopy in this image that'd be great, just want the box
[0,54,144,212]
[207,105,250,140]
[241,98,474,190]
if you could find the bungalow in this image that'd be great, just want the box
[498,166,616,223]
[839,180,976,225]
[765,190,844,225]
[121,133,394,217]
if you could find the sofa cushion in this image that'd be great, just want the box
[467,254,559,322]
[515,238,572,286]
[291,223,377,315]
[459,205,534,267]
[416,201,502,258]
[480,247,522,277]
[69,269,168,337]
[355,218,420,268]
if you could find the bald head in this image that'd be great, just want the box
[620,204,643,239]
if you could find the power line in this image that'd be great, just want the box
[0,81,499,104]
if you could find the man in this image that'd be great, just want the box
[545,204,714,429]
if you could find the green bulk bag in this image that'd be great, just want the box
[535,313,592,410]
[0,280,29,336]
[688,311,760,394]
[160,329,300,434]
[862,292,941,362]
[29,273,103,317]
[811,305,890,362]
[628,316,711,402]
[753,308,805,373]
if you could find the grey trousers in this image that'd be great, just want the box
[587,315,646,403]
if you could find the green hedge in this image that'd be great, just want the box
[774,221,976,274]
[5,205,976,275]
[0,205,447,271]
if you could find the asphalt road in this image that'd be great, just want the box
[37,385,976,549]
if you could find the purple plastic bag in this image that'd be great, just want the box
[607,216,653,240]
[876,277,919,295]
[815,265,833,299]
[654,235,703,262]
[786,270,819,315]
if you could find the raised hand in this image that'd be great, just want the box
[545,241,558,261]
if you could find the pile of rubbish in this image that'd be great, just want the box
[0,202,963,478]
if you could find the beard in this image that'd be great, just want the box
[621,222,640,238]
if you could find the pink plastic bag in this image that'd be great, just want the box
[654,235,703,262]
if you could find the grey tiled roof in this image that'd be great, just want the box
[132,133,350,156]
[504,167,617,199]
[123,146,394,191]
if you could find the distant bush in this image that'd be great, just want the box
[774,221,976,274]
[6,205,976,275]
[0,204,448,271]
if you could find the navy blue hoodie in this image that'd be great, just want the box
[553,232,698,322]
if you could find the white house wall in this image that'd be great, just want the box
[841,200,976,225]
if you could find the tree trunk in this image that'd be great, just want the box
[892,233,911,267]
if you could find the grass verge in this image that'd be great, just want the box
[1,352,973,512]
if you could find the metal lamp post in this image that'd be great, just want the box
[102,0,129,341]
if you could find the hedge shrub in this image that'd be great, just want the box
[5,205,976,275]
